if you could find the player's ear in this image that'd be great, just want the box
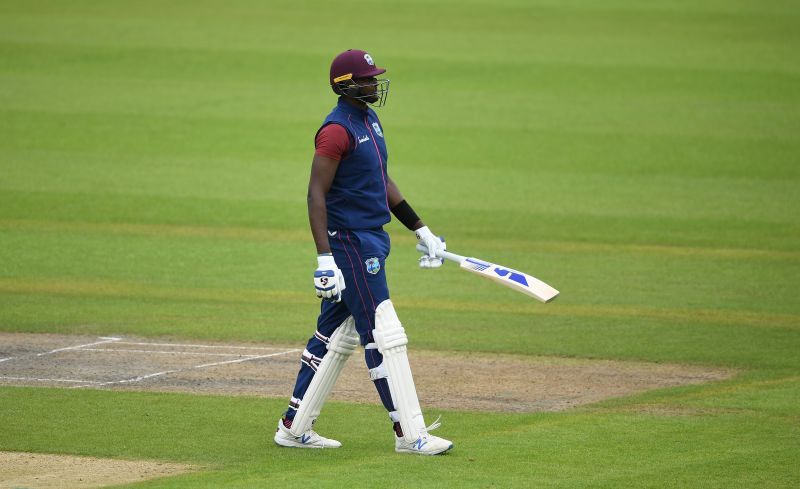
[340,81,359,97]
[332,80,353,96]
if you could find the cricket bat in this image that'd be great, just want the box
[416,244,559,303]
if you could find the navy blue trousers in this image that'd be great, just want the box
[285,228,398,422]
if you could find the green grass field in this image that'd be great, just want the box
[1,0,799,487]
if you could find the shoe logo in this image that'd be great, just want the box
[328,230,337,237]
[412,437,427,450]
[301,434,311,444]
[358,135,370,143]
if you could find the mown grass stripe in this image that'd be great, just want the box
[2,218,798,261]
[1,278,797,330]
[0,219,308,243]
[592,375,800,415]
[0,278,307,305]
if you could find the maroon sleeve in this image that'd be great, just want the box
[315,124,351,161]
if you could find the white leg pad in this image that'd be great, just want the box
[372,299,426,443]
[289,316,358,436]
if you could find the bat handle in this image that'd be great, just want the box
[415,244,466,264]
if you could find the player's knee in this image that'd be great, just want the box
[327,316,359,355]
[373,299,408,351]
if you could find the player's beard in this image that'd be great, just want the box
[360,88,379,104]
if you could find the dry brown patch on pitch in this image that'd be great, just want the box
[0,451,194,489]
[397,351,734,412]
[0,333,734,413]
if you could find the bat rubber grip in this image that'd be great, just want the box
[415,244,465,264]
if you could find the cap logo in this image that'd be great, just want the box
[333,73,353,83]
[364,54,374,66]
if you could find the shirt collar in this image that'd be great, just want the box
[337,96,370,115]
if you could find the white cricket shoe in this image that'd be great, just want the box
[394,418,453,455]
[395,432,454,455]
[273,419,342,449]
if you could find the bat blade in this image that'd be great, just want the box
[460,257,559,303]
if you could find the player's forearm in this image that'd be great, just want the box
[307,154,339,255]
[307,192,332,254]
[387,177,423,230]
[386,177,405,208]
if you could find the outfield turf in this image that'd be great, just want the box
[1,0,799,487]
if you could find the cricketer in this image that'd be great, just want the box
[273,49,453,455]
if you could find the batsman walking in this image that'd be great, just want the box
[273,49,453,455]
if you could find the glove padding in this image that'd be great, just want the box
[314,254,346,302]
[415,226,445,269]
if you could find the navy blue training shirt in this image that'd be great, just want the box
[317,97,390,231]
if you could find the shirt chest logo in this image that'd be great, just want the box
[358,135,370,143]
[371,122,384,138]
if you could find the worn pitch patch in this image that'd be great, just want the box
[0,333,735,413]
[0,451,194,489]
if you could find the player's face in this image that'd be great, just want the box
[354,77,379,103]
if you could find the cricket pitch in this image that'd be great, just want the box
[0,332,734,413]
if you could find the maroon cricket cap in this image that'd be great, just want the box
[329,49,386,86]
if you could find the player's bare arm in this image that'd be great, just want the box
[308,153,346,303]
[386,176,422,229]
[307,154,339,254]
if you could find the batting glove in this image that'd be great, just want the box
[314,254,346,303]
[415,226,445,269]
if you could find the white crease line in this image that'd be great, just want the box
[0,375,103,384]
[92,370,178,387]
[0,358,12,363]
[114,341,287,351]
[37,337,122,357]
[194,349,300,368]
[72,348,300,389]
[78,348,260,358]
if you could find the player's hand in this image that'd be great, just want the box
[415,226,445,269]
[314,254,346,302]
